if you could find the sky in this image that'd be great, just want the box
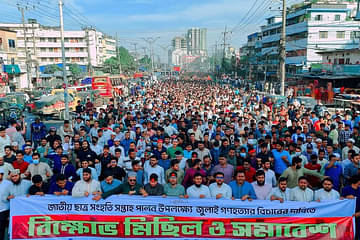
[0,0,298,61]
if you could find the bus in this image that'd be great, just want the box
[92,76,112,98]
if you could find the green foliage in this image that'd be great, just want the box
[103,46,136,74]
[44,64,62,74]
[68,63,83,77]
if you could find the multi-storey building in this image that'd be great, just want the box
[260,2,360,76]
[0,21,116,88]
[0,28,20,87]
[186,27,207,55]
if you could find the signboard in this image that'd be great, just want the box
[10,196,355,239]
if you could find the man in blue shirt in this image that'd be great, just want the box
[48,174,74,196]
[271,142,291,176]
[229,170,256,201]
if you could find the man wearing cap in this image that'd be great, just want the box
[72,168,101,197]
[164,172,186,197]
[46,127,62,149]
[0,127,11,157]
[342,138,360,161]
[1,169,31,201]
[0,167,11,239]
[23,145,34,164]
[301,135,315,153]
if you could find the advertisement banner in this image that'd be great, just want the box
[10,195,356,240]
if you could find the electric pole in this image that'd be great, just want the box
[131,42,138,72]
[116,32,122,74]
[142,37,160,80]
[18,4,31,89]
[59,0,69,120]
[279,0,287,96]
[221,26,231,75]
[85,28,93,76]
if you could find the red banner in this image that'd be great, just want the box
[12,215,353,239]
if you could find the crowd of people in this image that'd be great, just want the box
[1,78,360,238]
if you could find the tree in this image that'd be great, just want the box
[103,46,136,74]
[44,64,62,74]
[68,63,83,77]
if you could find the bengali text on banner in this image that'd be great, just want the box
[10,195,356,240]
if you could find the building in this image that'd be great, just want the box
[0,20,116,88]
[260,2,360,77]
[0,28,20,88]
[172,36,187,50]
[186,27,207,55]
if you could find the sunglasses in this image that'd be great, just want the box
[129,179,136,182]
[216,176,224,179]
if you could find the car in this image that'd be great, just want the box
[265,94,288,108]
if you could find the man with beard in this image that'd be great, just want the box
[267,177,290,202]
[1,169,31,201]
[314,178,340,201]
[144,155,165,184]
[142,173,165,197]
[229,170,257,201]
[186,173,210,198]
[52,155,76,182]
[289,176,314,202]
[209,172,232,199]
[100,172,143,199]
[182,159,206,188]
[260,159,276,187]
[251,170,272,200]
[0,168,11,239]
[164,172,186,197]
[77,141,98,167]
[72,168,101,197]
[280,157,325,188]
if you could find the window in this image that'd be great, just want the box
[334,59,338,64]
[334,15,341,21]
[8,39,16,48]
[40,38,45,42]
[319,31,328,39]
[336,31,345,39]
[346,58,350,64]
[40,48,46,52]
[315,15,323,21]
[48,48,54,52]
[339,58,345,65]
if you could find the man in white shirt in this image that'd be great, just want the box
[290,176,314,202]
[314,178,340,201]
[251,170,272,200]
[260,159,276,187]
[72,168,101,198]
[186,173,210,198]
[0,168,11,239]
[0,157,14,180]
[144,155,165,184]
[267,177,290,202]
[209,172,232,199]
[0,127,11,157]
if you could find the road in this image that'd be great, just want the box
[24,112,63,140]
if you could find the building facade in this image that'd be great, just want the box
[0,21,116,88]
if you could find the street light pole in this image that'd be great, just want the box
[142,37,160,80]
[279,0,287,96]
[59,0,69,120]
